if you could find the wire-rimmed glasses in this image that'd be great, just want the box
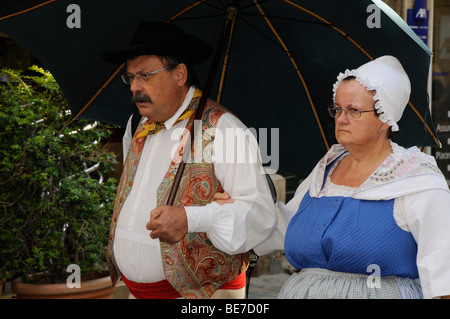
[327,105,376,119]
[121,65,176,85]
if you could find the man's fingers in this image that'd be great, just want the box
[212,191,230,200]
[149,228,159,239]
[146,219,155,231]
[212,191,234,205]
[150,207,162,220]
[146,206,187,244]
[146,208,160,231]
[147,218,162,239]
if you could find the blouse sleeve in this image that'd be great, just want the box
[399,188,450,299]
[253,172,312,256]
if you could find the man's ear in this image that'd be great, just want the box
[174,63,188,87]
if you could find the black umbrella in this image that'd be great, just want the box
[0,0,439,176]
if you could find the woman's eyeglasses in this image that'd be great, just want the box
[327,105,376,119]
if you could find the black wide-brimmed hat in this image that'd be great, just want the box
[103,21,213,65]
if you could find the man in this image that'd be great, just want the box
[102,21,276,299]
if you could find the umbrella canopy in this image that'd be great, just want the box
[0,0,439,176]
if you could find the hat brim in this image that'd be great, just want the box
[102,34,213,65]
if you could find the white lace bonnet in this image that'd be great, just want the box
[332,55,411,132]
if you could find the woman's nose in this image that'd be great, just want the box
[335,109,350,123]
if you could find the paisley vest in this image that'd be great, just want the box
[108,90,249,298]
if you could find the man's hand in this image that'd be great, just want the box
[146,205,188,244]
[212,191,234,205]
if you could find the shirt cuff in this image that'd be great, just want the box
[185,204,215,233]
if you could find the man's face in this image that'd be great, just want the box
[126,55,187,122]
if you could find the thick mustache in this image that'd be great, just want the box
[132,92,152,105]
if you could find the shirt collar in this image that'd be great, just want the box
[163,86,195,130]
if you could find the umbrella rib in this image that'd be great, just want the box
[0,0,56,21]
[215,0,229,11]
[284,0,440,147]
[238,0,273,11]
[167,14,225,22]
[240,12,337,27]
[236,14,285,51]
[167,0,208,21]
[73,63,126,120]
[253,0,330,150]
[167,0,225,22]
[283,0,373,60]
[198,0,227,12]
[408,101,441,147]
[217,10,237,103]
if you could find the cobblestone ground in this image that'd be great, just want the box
[247,272,291,299]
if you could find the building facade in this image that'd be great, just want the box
[385,0,450,185]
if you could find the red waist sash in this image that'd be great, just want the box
[121,272,246,299]
[220,272,246,290]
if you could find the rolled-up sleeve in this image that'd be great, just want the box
[184,113,277,255]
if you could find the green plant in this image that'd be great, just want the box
[0,66,118,283]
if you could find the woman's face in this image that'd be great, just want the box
[334,79,390,148]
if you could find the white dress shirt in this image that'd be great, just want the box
[113,86,276,283]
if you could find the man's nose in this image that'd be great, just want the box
[130,78,144,94]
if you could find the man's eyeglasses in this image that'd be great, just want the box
[327,105,376,120]
[121,65,177,85]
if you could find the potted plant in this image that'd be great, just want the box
[0,66,118,298]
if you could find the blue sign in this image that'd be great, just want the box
[407,0,429,45]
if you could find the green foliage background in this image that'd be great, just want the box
[0,67,118,282]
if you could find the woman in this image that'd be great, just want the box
[278,55,450,299]
[215,56,450,299]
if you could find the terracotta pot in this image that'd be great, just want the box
[12,273,116,299]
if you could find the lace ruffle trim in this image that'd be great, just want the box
[332,69,399,132]
[317,142,443,195]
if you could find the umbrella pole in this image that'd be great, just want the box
[165,1,239,206]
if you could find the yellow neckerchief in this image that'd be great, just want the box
[135,89,201,139]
